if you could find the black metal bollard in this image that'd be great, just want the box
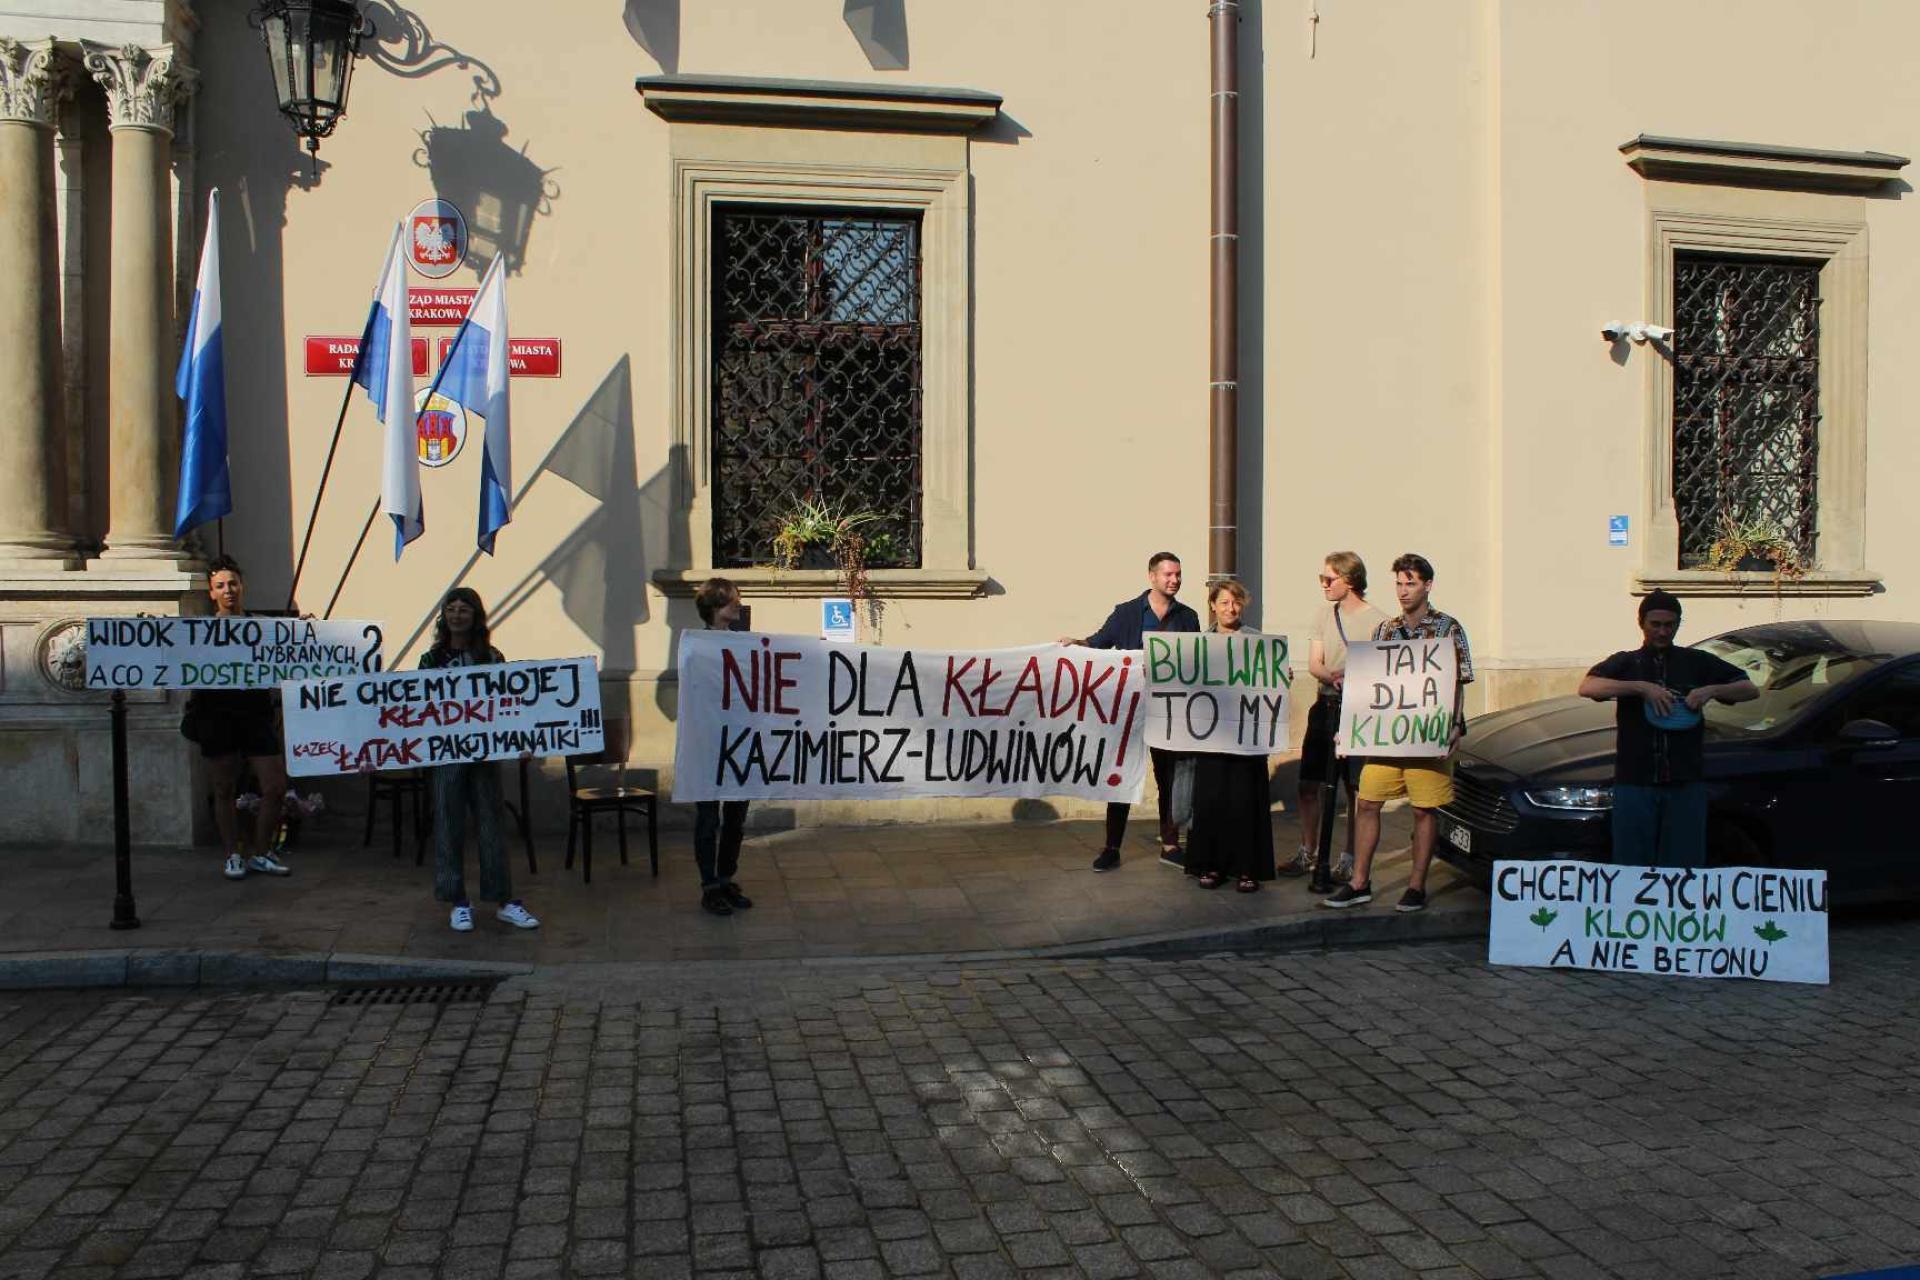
[109,690,140,930]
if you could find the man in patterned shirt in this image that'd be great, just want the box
[1322,553,1473,913]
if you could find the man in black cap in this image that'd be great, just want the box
[1577,590,1756,865]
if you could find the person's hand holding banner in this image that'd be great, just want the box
[1337,638,1459,758]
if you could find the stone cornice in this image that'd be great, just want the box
[80,41,194,135]
[637,74,1001,134]
[0,38,70,128]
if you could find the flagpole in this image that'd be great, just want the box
[323,496,382,620]
[285,374,361,612]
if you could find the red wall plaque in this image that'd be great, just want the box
[407,287,475,326]
[303,336,428,377]
[435,336,563,378]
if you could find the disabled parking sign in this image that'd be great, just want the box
[821,598,856,643]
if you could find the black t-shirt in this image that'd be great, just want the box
[1588,645,1748,785]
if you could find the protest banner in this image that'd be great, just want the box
[282,657,604,777]
[1337,637,1458,757]
[1142,632,1292,754]
[85,616,384,690]
[1488,859,1828,985]
[673,633,1147,803]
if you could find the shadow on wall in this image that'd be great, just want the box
[359,3,560,279]
[193,0,323,596]
[621,0,911,72]
[389,357,688,670]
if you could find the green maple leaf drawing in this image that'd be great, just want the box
[1528,907,1557,931]
[1753,920,1788,944]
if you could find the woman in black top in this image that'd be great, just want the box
[1183,578,1278,892]
[190,556,292,881]
[419,587,540,932]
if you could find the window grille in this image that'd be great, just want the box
[710,207,923,568]
[1672,252,1821,567]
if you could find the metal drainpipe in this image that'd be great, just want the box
[1208,0,1240,582]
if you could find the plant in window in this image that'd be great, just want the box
[1704,515,1809,583]
[770,499,885,601]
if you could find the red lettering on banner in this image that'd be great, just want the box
[1007,657,1046,718]
[1076,661,1116,724]
[943,657,977,716]
[972,658,1006,717]
[1049,658,1082,718]
[772,652,801,715]
[304,336,427,377]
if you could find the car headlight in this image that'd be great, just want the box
[1523,785,1613,811]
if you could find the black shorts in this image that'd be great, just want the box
[198,710,281,760]
[1298,697,1344,786]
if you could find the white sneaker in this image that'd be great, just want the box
[495,901,540,930]
[222,853,246,880]
[248,852,291,876]
[449,904,474,932]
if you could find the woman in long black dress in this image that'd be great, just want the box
[1185,579,1278,892]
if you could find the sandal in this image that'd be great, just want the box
[1196,871,1225,889]
[1235,876,1259,894]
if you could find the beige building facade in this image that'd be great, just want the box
[2,0,1915,842]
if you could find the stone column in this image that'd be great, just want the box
[0,39,78,568]
[81,43,194,565]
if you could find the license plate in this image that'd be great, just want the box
[1446,823,1472,854]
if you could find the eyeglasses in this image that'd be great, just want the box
[1317,575,1341,587]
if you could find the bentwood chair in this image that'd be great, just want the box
[563,718,658,884]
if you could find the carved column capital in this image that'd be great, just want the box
[0,38,72,129]
[80,42,195,135]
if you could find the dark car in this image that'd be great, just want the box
[1433,620,1920,904]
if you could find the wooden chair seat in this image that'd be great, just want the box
[572,784,655,802]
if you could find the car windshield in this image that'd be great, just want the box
[1697,631,1890,734]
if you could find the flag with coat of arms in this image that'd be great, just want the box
[419,255,513,554]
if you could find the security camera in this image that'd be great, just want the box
[1601,322,1674,344]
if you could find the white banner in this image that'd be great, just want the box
[85,616,385,690]
[1337,637,1458,758]
[672,633,1147,803]
[1142,632,1292,754]
[282,657,604,777]
[1488,860,1829,985]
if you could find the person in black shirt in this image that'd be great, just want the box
[1577,590,1756,866]
[191,556,293,881]
[1058,551,1201,873]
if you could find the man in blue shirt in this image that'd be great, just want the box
[1059,552,1201,871]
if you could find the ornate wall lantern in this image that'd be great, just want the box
[252,0,372,168]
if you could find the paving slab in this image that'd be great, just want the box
[0,803,1487,985]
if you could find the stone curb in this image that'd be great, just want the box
[0,950,533,991]
[0,911,1488,990]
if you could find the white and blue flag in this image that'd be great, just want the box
[421,255,512,554]
[351,222,423,558]
[173,188,230,539]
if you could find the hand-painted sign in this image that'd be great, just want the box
[408,288,476,326]
[413,387,467,468]
[283,656,604,777]
[304,336,427,377]
[1337,638,1459,758]
[435,336,562,377]
[406,198,468,280]
[672,633,1147,803]
[1489,860,1829,985]
[1142,632,1292,754]
[84,617,384,690]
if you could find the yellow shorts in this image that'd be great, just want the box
[1357,758,1455,809]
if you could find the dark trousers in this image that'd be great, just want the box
[694,800,749,890]
[1104,748,1181,851]
[431,763,511,904]
[1611,782,1709,867]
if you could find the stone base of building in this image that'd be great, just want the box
[0,568,205,846]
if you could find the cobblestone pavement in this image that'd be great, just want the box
[2,926,1918,1280]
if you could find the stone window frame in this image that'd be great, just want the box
[1623,137,1901,598]
[642,77,996,600]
